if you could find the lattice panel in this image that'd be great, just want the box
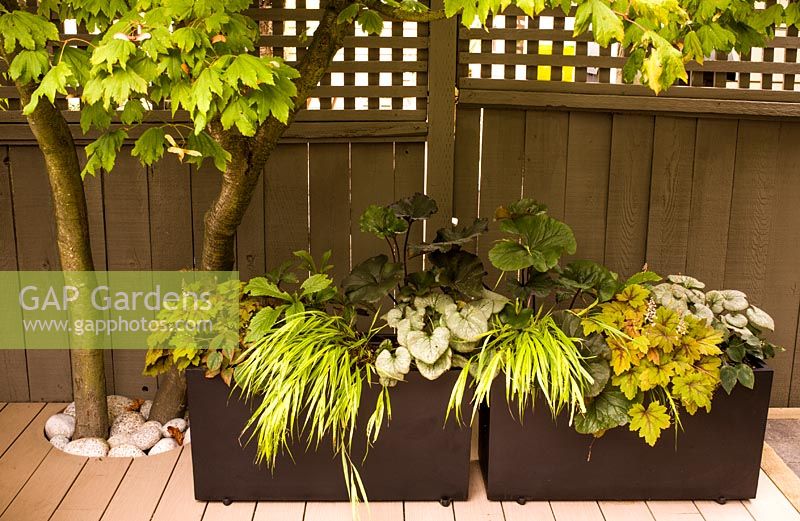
[250,0,429,121]
[458,6,800,98]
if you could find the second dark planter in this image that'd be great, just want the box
[187,368,471,502]
[479,365,773,501]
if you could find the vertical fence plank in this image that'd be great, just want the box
[103,152,157,399]
[0,146,28,401]
[237,173,266,280]
[685,119,738,288]
[724,120,786,405]
[646,116,697,275]
[564,112,612,263]
[265,144,309,269]
[309,143,350,282]
[426,0,457,234]
[604,114,654,276]
[478,109,525,279]
[394,142,425,271]
[9,146,72,401]
[149,159,193,271]
[452,107,481,225]
[523,110,569,220]
[763,121,800,407]
[351,143,395,265]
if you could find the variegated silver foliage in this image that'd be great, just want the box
[377,289,508,383]
[652,274,775,349]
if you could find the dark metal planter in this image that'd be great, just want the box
[187,368,471,502]
[479,365,773,502]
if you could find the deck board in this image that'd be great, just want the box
[646,500,704,521]
[452,462,504,521]
[744,471,800,521]
[0,403,798,521]
[600,500,656,520]
[694,500,756,520]
[0,447,87,521]
[202,501,255,521]
[0,402,45,457]
[0,403,63,514]
[50,456,132,521]
[502,501,555,520]
[99,446,181,521]
[151,448,206,521]
[252,502,305,521]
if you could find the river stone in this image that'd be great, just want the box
[49,435,70,451]
[45,413,75,439]
[108,444,146,458]
[64,437,109,457]
[62,402,75,417]
[148,437,179,456]
[107,434,131,448]
[130,421,163,451]
[107,395,135,422]
[140,400,153,420]
[110,411,145,437]
[161,418,188,437]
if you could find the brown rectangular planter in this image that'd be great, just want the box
[479,365,773,502]
[187,368,471,502]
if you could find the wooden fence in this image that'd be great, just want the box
[2,5,800,406]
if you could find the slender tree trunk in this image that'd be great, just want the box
[147,364,187,423]
[149,0,351,419]
[17,83,109,439]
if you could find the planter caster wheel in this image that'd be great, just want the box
[439,497,451,507]
[715,497,727,505]
[222,498,233,506]
[516,498,527,505]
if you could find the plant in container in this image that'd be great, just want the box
[456,199,778,502]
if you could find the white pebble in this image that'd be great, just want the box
[45,413,75,440]
[49,435,70,451]
[183,428,190,445]
[62,402,75,417]
[161,418,188,438]
[64,437,109,458]
[106,395,135,422]
[107,434,131,448]
[130,422,162,451]
[148,438,179,456]
[108,444,146,458]
[140,400,153,420]
[110,411,145,437]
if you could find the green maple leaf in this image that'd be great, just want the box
[628,401,671,446]
[9,50,50,84]
[575,0,624,47]
[132,127,167,165]
[24,61,72,114]
[0,11,59,53]
[83,130,127,178]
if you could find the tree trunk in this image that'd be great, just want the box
[150,0,351,419]
[18,83,109,439]
[147,364,188,424]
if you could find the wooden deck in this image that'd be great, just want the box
[1,403,799,521]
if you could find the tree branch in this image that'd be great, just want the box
[360,0,446,21]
